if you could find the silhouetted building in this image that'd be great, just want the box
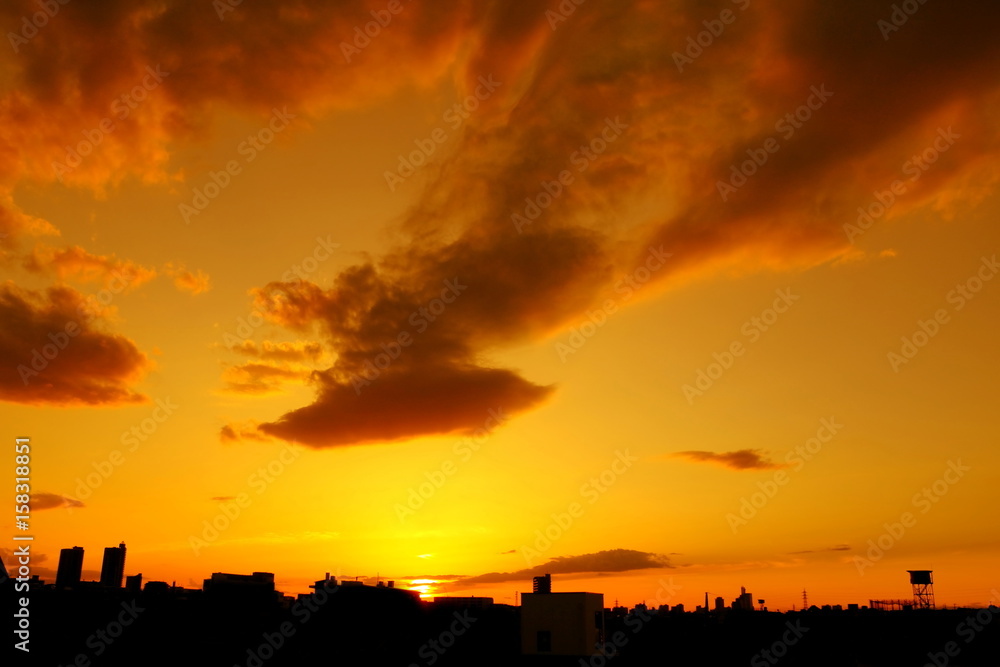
[125,573,142,593]
[203,571,278,606]
[715,596,726,611]
[522,582,604,656]
[55,546,84,589]
[732,586,754,611]
[533,573,552,594]
[144,581,171,595]
[433,596,494,609]
[100,542,127,588]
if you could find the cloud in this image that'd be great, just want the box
[223,1,1000,448]
[29,492,85,510]
[252,360,552,447]
[456,549,672,585]
[4,1,999,437]
[220,361,312,395]
[0,0,475,194]
[0,195,59,250]
[23,248,211,295]
[210,496,235,502]
[499,549,517,555]
[0,282,151,406]
[22,245,157,290]
[228,340,324,362]
[673,449,788,471]
[163,262,211,294]
[220,421,276,443]
[789,544,852,555]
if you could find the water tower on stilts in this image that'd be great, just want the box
[908,570,935,609]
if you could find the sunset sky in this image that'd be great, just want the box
[2,0,999,610]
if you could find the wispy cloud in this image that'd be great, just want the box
[673,449,788,471]
[454,549,672,586]
[30,492,84,511]
[789,544,851,555]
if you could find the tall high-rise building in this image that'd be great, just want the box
[56,546,85,589]
[732,586,754,611]
[100,542,127,588]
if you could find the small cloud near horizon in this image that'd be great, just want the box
[453,549,673,586]
[30,492,85,510]
[672,449,788,471]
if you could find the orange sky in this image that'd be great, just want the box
[2,0,999,610]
